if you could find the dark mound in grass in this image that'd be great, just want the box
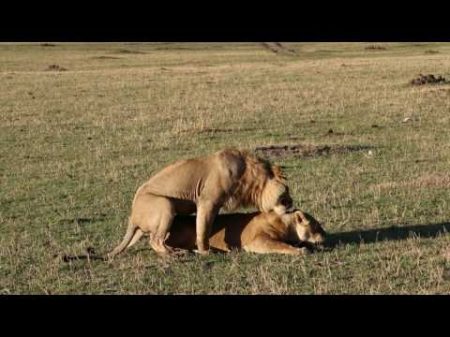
[114,49,146,54]
[365,45,387,50]
[92,55,121,60]
[411,74,447,86]
[255,144,374,159]
[45,64,67,71]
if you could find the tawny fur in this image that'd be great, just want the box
[222,151,288,211]
[112,210,326,257]
[107,148,294,257]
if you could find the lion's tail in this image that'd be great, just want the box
[59,219,142,263]
[106,218,140,259]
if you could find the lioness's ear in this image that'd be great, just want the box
[295,211,306,223]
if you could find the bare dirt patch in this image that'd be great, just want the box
[261,42,297,55]
[198,127,254,134]
[155,46,193,51]
[178,127,255,135]
[410,74,447,86]
[92,55,121,60]
[114,49,146,54]
[365,44,387,50]
[45,64,67,71]
[261,42,280,54]
[255,144,374,159]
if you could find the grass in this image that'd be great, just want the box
[1,42,450,294]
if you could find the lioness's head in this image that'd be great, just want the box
[284,210,326,245]
[260,165,294,215]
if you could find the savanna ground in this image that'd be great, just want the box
[1,42,450,294]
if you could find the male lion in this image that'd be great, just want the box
[109,148,294,257]
[110,210,326,256]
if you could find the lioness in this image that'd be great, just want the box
[109,148,294,256]
[113,210,325,256]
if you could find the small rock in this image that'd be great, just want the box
[443,267,450,281]
[402,117,412,123]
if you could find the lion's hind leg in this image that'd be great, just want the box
[243,235,307,255]
[149,234,189,257]
[144,196,189,256]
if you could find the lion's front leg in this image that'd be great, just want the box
[195,201,220,254]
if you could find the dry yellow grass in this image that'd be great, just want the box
[1,42,450,294]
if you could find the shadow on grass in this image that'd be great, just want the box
[59,245,228,263]
[326,222,450,248]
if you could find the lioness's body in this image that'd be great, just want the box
[167,211,325,255]
[60,210,325,262]
[124,210,325,256]
[109,149,293,256]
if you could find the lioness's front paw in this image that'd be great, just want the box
[296,247,309,255]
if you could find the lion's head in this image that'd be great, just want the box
[224,151,293,214]
[260,164,293,214]
[284,210,326,245]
